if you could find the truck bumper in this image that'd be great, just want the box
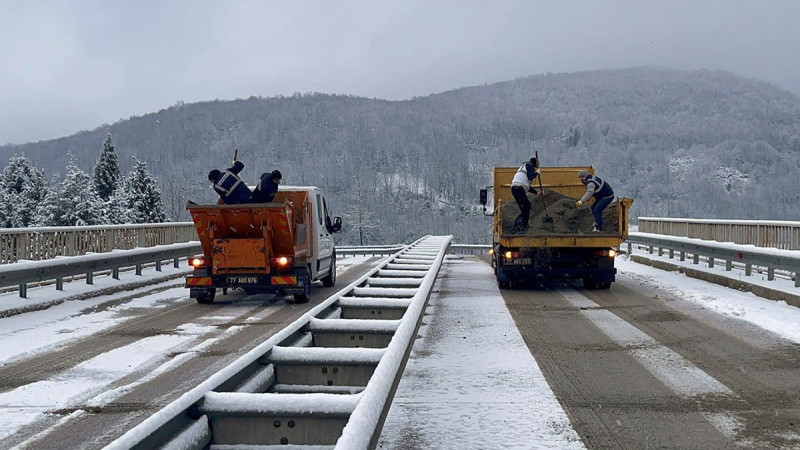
[498,265,616,282]
[186,271,309,296]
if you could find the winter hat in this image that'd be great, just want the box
[208,169,221,181]
[529,157,538,167]
[578,170,590,178]
[271,170,282,180]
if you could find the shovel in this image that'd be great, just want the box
[535,151,555,231]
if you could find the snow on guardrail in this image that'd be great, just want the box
[627,232,800,287]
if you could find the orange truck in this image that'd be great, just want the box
[185,186,342,304]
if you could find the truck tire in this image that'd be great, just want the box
[597,281,611,290]
[293,268,312,304]
[321,256,336,287]
[583,279,597,289]
[195,288,216,304]
[498,280,510,289]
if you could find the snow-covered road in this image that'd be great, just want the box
[380,254,800,449]
[0,255,377,448]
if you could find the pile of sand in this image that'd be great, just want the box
[500,190,619,236]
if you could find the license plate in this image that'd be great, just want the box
[226,276,259,285]
[509,258,532,265]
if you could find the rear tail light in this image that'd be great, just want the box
[190,257,208,268]
[596,250,617,257]
[503,251,524,260]
[270,256,294,267]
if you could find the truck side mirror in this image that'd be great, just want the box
[332,216,342,233]
[479,188,488,206]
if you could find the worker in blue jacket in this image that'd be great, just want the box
[250,170,282,203]
[208,161,251,204]
[577,170,615,232]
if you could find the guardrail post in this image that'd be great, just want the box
[795,272,800,288]
[113,268,120,280]
[56,278,63,290]
[768,267,775,281]
[680,251,685,261]
[86,271,93,285]
[668,249,674,259]
[745,263,752,276]
[19,283,27,298]
[708,257,714,268]
[136,264,143,276]
[156,260,162,272]
[648,245,653,254]
[174,257,180,268]
[724,260,731,271]
[693,254,699,264]
[658,247,663,256]
[627,242,632,255]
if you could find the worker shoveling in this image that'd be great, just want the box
[501,190,619,236]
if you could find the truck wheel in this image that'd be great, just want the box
[195,288,216,304]
[293,268,312,303]
[597,282,611,290]
[498,280,510,289]
[583,279,597,289]
[321,256,336,287]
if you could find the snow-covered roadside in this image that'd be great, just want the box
[618,256,800,344]
[378,256,584,450]
[0,262,190,318]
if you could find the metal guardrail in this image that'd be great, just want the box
[106,235,452,450]
[0,242,202,298]
[638,217,800,250]
[626,232,800,287]
[0,223,196,264]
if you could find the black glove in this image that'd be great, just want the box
[528,187,538,195]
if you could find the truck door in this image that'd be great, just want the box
[315,191,334,278]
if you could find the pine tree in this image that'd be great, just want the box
[34,157,105,226]
[93,134,120,201]
[0,154,47,227]
[105,177,136,224]
[122,158,167,223]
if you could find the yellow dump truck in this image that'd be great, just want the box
[480,166,633,289]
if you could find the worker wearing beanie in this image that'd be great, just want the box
[577,170,615,232]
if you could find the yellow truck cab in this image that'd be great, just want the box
[480,166,633,289]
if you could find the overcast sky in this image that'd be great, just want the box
[1,0,799,145]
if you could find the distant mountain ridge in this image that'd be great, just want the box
[2,67,799,244]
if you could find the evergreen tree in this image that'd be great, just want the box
[0,154,47,227]
[0,187,18,228]
[122,158,167,223]
[105,177,136,224]
[34,157,105,226]
[93,134,120,201]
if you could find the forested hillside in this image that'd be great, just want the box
[3,67,799,244]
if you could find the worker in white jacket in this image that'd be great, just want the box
[510,157,543,232]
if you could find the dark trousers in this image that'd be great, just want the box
[511,186,531,228]
[592,195,614,230]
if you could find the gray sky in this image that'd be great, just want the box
[1,0,799,145]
